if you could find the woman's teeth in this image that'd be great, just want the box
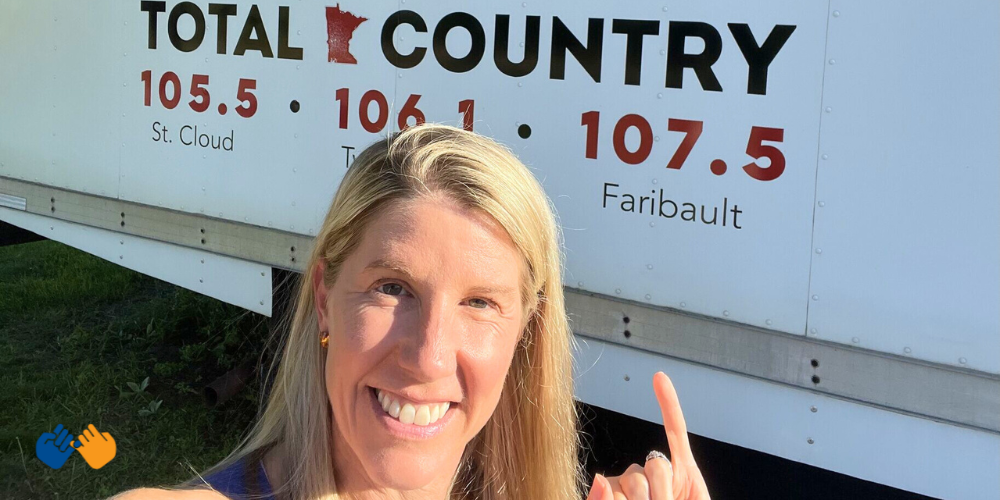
[376,389,450,426]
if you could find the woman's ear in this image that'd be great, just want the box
[312,260,329,329]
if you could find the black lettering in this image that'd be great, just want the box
[381,11,427,69]
[342,145,356,169]
[494,15,540,77]
[639,195,651,214]
[180,125,193,145]
[278,6,303,60]
[612,19,660,85]
[621,194,635,212]
[665,21,723,92]
[659,197,677,218]
[730,203,742,229]
[700,205,718,224]
[208,4,237,55]
[680,202,696,221]
[141,1,166,49]
[550,17,603,83]
[603,182,619,208]
[168,2,206,52]
[433,12,486,73]
[728,23,795,95]
[234,5,273,58]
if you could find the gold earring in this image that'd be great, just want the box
[320,331,329,349]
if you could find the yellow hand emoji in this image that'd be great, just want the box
[72,424,116,469]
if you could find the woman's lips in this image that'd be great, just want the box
[368,387,456,440]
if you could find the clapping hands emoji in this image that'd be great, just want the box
[35,424,76,470]
[71,424,117,469]
[36,423,116,470]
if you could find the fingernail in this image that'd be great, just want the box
[593,473,607,487]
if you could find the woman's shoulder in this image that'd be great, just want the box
[109,454,272,499]
[110,450,275,500]
[110,487,228,499]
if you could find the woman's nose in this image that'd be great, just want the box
[397,297,458,381]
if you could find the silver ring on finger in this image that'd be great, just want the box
[645,450,669,463]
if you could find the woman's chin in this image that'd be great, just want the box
[362,451,453,491]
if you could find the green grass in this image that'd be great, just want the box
[0,240,275,499]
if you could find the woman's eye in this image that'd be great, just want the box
[376,283,405,296]
[469,298,491,309]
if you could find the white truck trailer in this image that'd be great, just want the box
[1,1,997,498]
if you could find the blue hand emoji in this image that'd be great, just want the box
[36,424,76,469]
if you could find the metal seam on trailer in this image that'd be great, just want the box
[3,174,996,433]
[565,289,999,434]
[2,176,314,271]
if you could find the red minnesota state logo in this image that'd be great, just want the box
[326,4,367,63]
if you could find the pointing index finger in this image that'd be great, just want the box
[653,371,694,465]
[585,474,614,500]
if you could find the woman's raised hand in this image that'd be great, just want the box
[585,372,710,500]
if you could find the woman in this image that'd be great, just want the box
[114,124,709,499]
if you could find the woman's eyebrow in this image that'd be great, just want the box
[467,285,516,297]
[363,259,414,277]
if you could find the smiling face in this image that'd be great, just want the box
[312,194,526,496]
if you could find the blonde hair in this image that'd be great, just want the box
[191,124,583,499]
